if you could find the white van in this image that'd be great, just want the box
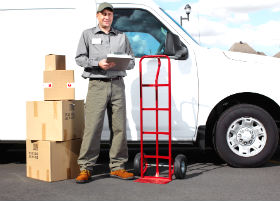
[1,0,280,167]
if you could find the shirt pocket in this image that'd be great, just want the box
[89,44,106,61]
[111,35,126,53]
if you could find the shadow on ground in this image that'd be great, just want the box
[2,143,279,179]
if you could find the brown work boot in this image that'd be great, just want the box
[75,170,92,184]
[110,169,134,180]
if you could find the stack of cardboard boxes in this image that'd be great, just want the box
[26,55,84,182]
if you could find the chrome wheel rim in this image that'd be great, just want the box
[227,117,267,157]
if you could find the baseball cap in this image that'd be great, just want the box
[97,2,114,13]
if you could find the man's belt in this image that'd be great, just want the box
[89,76,122,82]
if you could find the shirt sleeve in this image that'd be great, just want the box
[124,34,135,70]
[75,31,99,69]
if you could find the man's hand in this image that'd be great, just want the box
[98,59,116,70]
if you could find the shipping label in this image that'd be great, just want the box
[66,82,75,88]
[43,82,53,88]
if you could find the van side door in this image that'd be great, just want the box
[112,8,199,142]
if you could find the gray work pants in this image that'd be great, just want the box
[77,78,128,172]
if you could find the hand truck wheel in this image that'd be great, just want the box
[174,154,187,179]
[133,152,146,176]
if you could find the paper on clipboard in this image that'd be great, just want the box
[106,54,132,71]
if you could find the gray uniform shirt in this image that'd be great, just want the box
[75,25,135,78]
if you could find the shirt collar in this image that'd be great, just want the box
[93,25,117,35]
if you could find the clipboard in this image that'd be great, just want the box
[106,54,132,71]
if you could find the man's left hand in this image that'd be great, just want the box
[98,59,116,70]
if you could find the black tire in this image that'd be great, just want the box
[174,154,187,179]
[215,104,279,167]
[133,152,145,176]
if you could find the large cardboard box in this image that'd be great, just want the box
[45,54,66,71]
[43,70,75,100]
[26,100,84,141]
[26,139,81,182]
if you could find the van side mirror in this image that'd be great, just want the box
[164,32,188,60]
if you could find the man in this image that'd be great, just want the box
[75,2,135,184]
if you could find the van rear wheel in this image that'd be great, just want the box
[215,104,279,167]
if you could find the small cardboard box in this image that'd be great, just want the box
[26,139,81,182]
[26,100,84,141]
[45,54,66,71]
[43,70,75,100]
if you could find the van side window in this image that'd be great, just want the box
[112,9,169,57]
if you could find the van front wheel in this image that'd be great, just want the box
[215,104,279,167]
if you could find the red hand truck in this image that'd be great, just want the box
[134,55,187,184]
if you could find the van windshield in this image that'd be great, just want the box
[160,8,199,45]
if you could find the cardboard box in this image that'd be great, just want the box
[26,100,84,141]
[26,139,81,182]
[45,54,66,71]
[43,70,75,100]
